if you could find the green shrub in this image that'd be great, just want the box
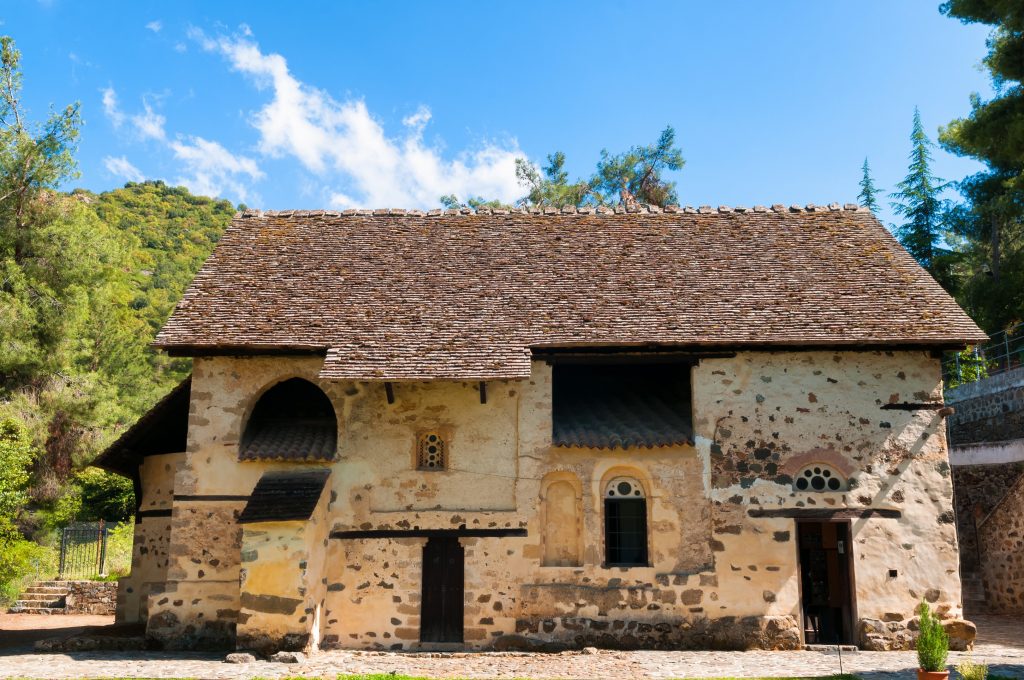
[100,518,134,578]
[956,658,988,680]
[916,600,949,672]
[0,523,56,606]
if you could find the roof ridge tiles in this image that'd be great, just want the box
[238,203,870,219]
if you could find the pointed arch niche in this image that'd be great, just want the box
[540,472,583,567]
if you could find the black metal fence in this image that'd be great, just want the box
[943,321,1024,387]
[58,521,109,580]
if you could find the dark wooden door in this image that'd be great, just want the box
[420,536,464,643]
[798,521,854,644]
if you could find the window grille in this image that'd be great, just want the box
[794,464,845,492]
[417,432,446,470]
[604,477,648,566]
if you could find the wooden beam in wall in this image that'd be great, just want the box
[331,528,527,540]
[747,508,901,520]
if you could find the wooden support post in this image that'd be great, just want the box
[479,381,487,404]
[384,382,395,404]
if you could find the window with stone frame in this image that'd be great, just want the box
[794,464,845,492]
[604,477,648,566]
[417,432,446,471]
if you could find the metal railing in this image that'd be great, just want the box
[943,321,1024,387]
[58,521,109,580]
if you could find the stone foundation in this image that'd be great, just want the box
[499,614,800,651]
[858,616,976,652]
[65,581,118,615]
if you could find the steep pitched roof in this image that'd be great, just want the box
[92,377,191,476]
[155,204,987,380]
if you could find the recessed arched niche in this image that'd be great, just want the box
[541,473,582,567]
[240,378,337,461]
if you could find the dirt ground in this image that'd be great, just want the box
[0,613,114,652]
[0,612,1021,680]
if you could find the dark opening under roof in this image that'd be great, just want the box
[240,378,337,461]
[552,363,692,449]
[238,468,331,524]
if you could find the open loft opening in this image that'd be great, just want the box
[240,378,338,461]
[551,362,693,449]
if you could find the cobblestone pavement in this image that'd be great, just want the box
[0,613,1021,679]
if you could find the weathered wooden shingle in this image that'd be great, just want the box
[155,206,987,379]
[238,469,331,524]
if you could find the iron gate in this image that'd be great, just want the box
[58,521,109,579]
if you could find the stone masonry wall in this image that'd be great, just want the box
[952,462,1024,572]
[977,473,1024,614]
[139,350,965,651]
[65,581,118,614]
[946,366,1024,445]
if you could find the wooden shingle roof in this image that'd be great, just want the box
[155,204,987,380]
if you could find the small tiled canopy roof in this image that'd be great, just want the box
[155,204,987,380]
[92,377,191,477]
[238,469,331,523]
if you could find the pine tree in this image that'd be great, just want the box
[858,158,881,212]
[892,108,946,273]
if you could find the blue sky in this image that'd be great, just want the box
[2,2,995,225]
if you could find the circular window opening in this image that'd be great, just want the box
[793,464,845,493]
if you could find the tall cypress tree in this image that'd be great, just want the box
[892,108,946,274]
[858,158,882,212]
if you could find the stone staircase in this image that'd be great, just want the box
[962,570,987,614]
[9,580,70,614]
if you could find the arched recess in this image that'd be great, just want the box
[541,472,582,567]
[240,378,338,461]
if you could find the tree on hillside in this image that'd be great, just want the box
[858,158,882,212]
[891,108,948,279]
[514,152,594,208]
[591,126,685,207]
[940,0,1024,330]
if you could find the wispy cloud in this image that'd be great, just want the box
[103,155,144,182]
[169,136,263,202]
[101,87,124,128]
[99,84,262,202]
[145,20,162,33]
[190,28,523,208]
[131,101,166,141]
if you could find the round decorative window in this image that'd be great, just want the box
[605,477,645,498]
[794,464,844,492]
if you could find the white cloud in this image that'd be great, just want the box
[103,155,144,182]
[131,101,166,141]
[146,20,162,33]
[169,136,264,202]
[101,87,124,128]
[192,29,524,208]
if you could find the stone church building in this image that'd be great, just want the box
[96,204,985,653]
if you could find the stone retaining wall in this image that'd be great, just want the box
[946,366,1024,445]
[951,462,1024,572]
[977,473,1024,614]
[65,581,118,615]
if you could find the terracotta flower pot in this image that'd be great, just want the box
[917,669,949,680]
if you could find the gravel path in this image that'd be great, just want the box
[0,614,1020,679]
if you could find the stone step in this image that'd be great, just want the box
[15,597,65,608]
[23,586,69,596]
[8,606,66,615]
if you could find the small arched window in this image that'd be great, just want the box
[794,464,845,492]
[417,432,446,471]
[240,378,337,461]
[604,477,648,566]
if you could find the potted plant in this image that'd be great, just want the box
[916,600,950,680]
